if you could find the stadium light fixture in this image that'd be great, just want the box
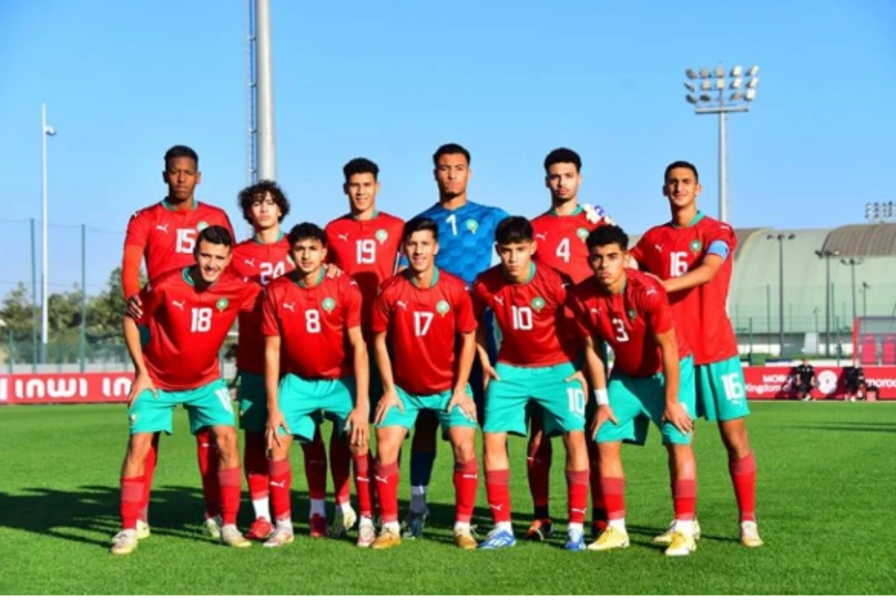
[682,63,760,224]
[768,233,796,356]
[40,103,56,364]
[685,82,696,92]
[815,248,841,356]
[865,201,896,223]
[841,258,865,327]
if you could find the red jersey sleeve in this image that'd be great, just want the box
[124,210,150,250]
[371,285,392,334]
[135,279,164,326]
[567,292,594,340]
[343,279,363,329]
[471,277,490,324]
[261,288,280,337]
[240,281,264,313]
[454,285,478,333]
[642,287,674,336]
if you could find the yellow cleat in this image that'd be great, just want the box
[371,528,402,550]
[664,531,697,557]
[587,526,630,552]
[110,530,138,556]
[454,529,478,550]
[653,518,701,544]
[220,525,252,549]
[740,521,764,548]
[136,520,151,541]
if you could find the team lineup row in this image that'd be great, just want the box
[110,144,762,556]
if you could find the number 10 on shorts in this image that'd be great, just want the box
[567,388,585,416]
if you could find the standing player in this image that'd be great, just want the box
[111,226,258,555]
[400,143,509,538]
[527,148,614,541]
[569,225,699,556]
[630,161,763,547]
[369,217,480,550]
[121,145,235,540]
[325,158,403,546]
[261,223,371,548]
[472,216,590,551]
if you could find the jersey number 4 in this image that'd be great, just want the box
[556,238,571,263]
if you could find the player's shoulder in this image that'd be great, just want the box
[377,272,408,299]
[626,269,667,302]
[536,261,572,287]
[640,221,672,241]
[325,213,352,231]
[530,211,552,225]
[196,201,230,218]
[375,211,405,228]
[569,276,600,302]
[149,266,187,291]
[472,265,503,290]
[439,270,471,293]
[332,272,362,294]
[128,201,165,223]
[697,214,735,237]
[265,273,292,293]
[470,200,509,221]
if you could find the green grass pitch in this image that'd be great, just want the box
[1,402,895,594]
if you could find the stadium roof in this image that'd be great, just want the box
[820,223,896,257]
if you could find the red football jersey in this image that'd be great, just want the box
[569,269,691,378]
[630,213,738,365]
[229,236,294,375]
[372,269,478,395]
[261,271,362,380]
[124,200,235,283]
[325,212,404,339]
[472,262,579,367]
[532,205,611,284]
[137,268,261,391]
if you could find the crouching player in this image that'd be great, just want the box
[568,225,698,556]
[472,216,590,551]
[370,217,480,550]
[112,226,260,555]
[261,223,372,547]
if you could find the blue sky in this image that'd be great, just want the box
[1,0,894,297]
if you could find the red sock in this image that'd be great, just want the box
[453,459,479,524]
[729,453,757,522]
[140,435,159,522]
[485,468,512,524]
[217,466,242,526]
[566,469,589,525]
[196,429,221,518]
[600,477,626,520]
[244,432,269,503]
[120,476,144,530]
[526,438,552,520]
[353,452,373,518]
[301,431,327,502]
[268,459,292,522]
[375,461,400,524]
[329,434,352,506]
[673,479,697,521]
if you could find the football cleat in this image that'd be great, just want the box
[478,528,516,550]
[110,529,138,556]
[740,521,764,548]
[203,515,223,540]
[565,528,586,551]
[356,520,376,548]
[454,528,478,550]
[653,518,702,544]
[524,519,555,542]
[330,505,357,539]
[371,528,402,550]
[664,531,697,557]
[262,525,295,548]
[587,526,630,552]
[245,517,274,541]
[309,513,329,539]
[136,519,151,541]
[220,525,252,548]
[402,510,428,539]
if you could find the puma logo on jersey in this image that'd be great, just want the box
[571,508,587,514]
[396,300,408,310]
[338,233,349,241]
[156,224,170,234]
[493,296,504,305]
[654,244,662,252]
[243,258,256,267]
[535,233,547,241]
[283,302,295,312]
[645,288,658,296]
[171,300,186,311]
[375,476,389,484]
[590,307,602,315]
[270,480,287,488]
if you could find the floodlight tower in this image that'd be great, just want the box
[684,65,760,224]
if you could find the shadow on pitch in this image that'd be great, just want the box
[791,424,896,434]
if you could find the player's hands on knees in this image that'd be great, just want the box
[126,295,143,320]
[127,373,157,408]
[266,410,289,450]
[323,263,343,279]
[592,405,617,439]
[447,388,477,423]
[347,408,369,447]
[564,369,588,391]
[374,389,403,425]
[483,364,500,391]
[662,403,693,434]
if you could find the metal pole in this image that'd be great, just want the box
[255,0,276,181]
[766,283,771,340]
[30,218,38,371]
[778,237,785,356]
[850,262,857,327]
[7,329,12,374]
[719,110,727,223]
[79,224,86,373]
[41,103,50,362]
[824,255,831,357]
[862,284,868,317]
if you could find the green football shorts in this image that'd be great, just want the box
[129,379,235,436]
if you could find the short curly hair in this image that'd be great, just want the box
[237,180,290,225]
